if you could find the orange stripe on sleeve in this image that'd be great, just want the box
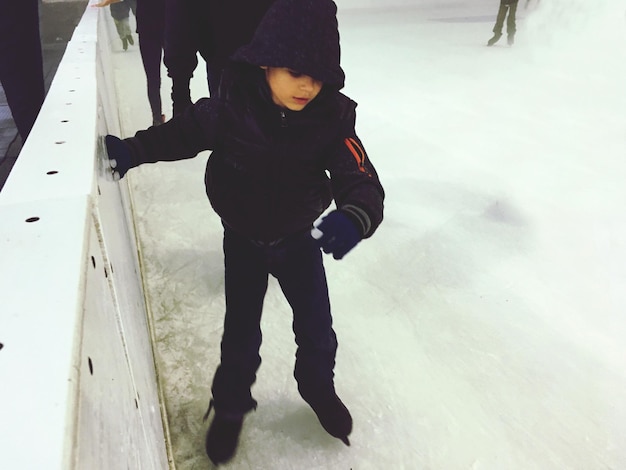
[344,137,367,173]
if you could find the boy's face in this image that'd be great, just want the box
[262,67,323,111]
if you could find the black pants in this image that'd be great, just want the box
[211,226,338,415]
[135,0,164,121]
[0,0,45,140]
[493,0,518,36]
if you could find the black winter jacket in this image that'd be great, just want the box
[125,66,384,243]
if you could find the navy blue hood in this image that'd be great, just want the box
[231,0,345,89]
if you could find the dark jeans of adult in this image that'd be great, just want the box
[164,0,275,114]
[135,0,164,123]
[493,0,518,36]
[163,0,210,113]
[211,226,338,416]
[0,0,45,141]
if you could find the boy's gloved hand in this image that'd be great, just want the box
[311,210,362,260]
[105,135,134,179]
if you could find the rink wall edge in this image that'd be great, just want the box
[0,5,169,470]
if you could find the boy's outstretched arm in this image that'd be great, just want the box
[103,98,218,178]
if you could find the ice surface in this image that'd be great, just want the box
[108,0,626,468]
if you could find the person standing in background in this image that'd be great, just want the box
[164,0,275,116]
[0,0,45,141]
[487,0,519,46]
[95,0,165,126]
[109,0,136,51]
[135,0,165,125]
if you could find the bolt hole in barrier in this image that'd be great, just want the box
[0,5,169,470]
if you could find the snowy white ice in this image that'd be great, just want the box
[108,0,626,468]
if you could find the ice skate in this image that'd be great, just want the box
[204,402,245,466]
[302,389,353,445]
[487,33,502,46]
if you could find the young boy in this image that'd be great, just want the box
[105,0,385,465]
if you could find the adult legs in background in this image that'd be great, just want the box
[487,1,508,46]
[0,0,45,141]
[488,0,518,46]
[138,32,164,125]
[506,1,518,45]
[135,0,165,126]
[109,1,133,51]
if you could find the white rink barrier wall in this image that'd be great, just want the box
[0,5,169,470]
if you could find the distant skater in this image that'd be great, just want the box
[487,0,519,46]
[109,0,135,51]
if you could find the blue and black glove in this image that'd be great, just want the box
[311,210,363,260]
[105,135,134,180]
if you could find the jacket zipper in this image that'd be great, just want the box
[266,110,287,241]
